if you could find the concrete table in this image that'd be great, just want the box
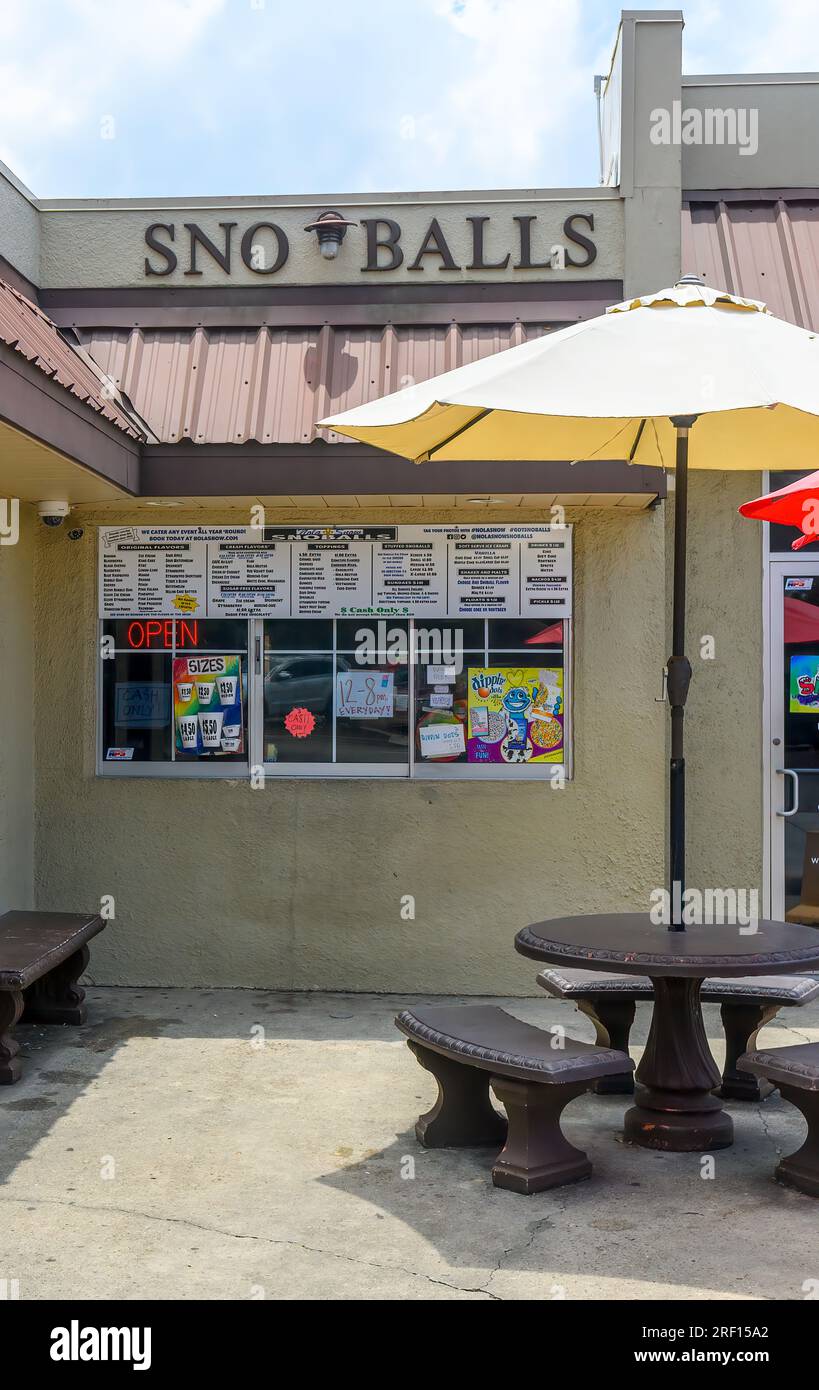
[515,913,819,1152]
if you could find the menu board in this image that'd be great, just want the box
[291,541,371,615]
[99,537,207,617]
[372,538,449,611]
[448,536,519,615]
[207,542,290,616]
[99,525,572,619]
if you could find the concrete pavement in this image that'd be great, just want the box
[1,988,816,1301]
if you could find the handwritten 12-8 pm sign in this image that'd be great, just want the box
[336,671,395,719]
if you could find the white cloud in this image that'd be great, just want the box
[682,0,819,72]
[397,0,588,184]
[0,0,224,187]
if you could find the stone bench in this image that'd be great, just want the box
[536,967,819,1100]
[395,1004,633,1194]
[0,911,106,1083]
[738,1043,819,1197]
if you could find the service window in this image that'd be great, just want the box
[412,618,566,779]
[98,524,572,780]
[99,618,249,773]
[262,620,410,773]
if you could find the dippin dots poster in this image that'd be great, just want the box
[466,667,563,764]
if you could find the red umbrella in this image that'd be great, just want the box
[739,470,819,550]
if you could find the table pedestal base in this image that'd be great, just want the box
[623,976,734,1152]
[775,1085,819,1197]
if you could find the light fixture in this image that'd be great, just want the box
[144,499,183,506]
[466,496,508,505]
[304,210,357,260]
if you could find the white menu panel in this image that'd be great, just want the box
[447,535,520,615]
[521,536,573,616]
[291,541,372,616]
[99,525,572,619]
[99,536,207,618]
[372,538,448,612]
[207,541,290,616]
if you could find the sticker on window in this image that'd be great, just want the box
[418,722,465,759]
[285,706,316,738]
[106,747,135,761]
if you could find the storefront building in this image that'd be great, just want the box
[1,10,817,990]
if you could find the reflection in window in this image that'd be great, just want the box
[102,653,173,761]
[263,653,334,763]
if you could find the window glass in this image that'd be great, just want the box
[102,618,183,652]
[264,619,334,652]
[336,618,410,654]
[488,618,563,650]
[102,653,173,761]
[101,618,247,651]
[336,655,409,763]
[101,621,248,764]
[263,652,334,763]
[178,619,248,650]
[413,659,468,764]
[102,616,568,776]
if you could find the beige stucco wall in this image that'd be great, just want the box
[684,471,764,901]
[32,503,667,993]
[0,502,34,913]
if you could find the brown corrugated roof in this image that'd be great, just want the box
[683,195,819,329]
[79,321,548,446]
[0,279,147,439]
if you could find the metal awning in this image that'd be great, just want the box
[683,191,819,330]
[78,322,552,446]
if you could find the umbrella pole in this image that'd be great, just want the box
[668,418,697,931]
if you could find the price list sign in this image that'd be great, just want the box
[99,525,572,620]
[207,542,290,616]
[99,536,207,618]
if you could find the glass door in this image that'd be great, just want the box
[770,562,819,922]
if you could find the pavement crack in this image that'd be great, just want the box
[0,1193,498,1299]
[786,1025,815,1045]
[755,1103,781,1157]
[483,1215,553,1293]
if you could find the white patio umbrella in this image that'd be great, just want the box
[320,275,819,927]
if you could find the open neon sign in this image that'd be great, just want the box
[126,620,200,649]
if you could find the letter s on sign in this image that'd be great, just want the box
[144,224,177,277]
[563,213,596,268]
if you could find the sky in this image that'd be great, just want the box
[1,0,818,199]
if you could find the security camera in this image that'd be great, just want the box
[37,501,71,528]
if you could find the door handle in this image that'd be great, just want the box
[776,767,799,816]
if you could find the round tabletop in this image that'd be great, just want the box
[515,913,819,978]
